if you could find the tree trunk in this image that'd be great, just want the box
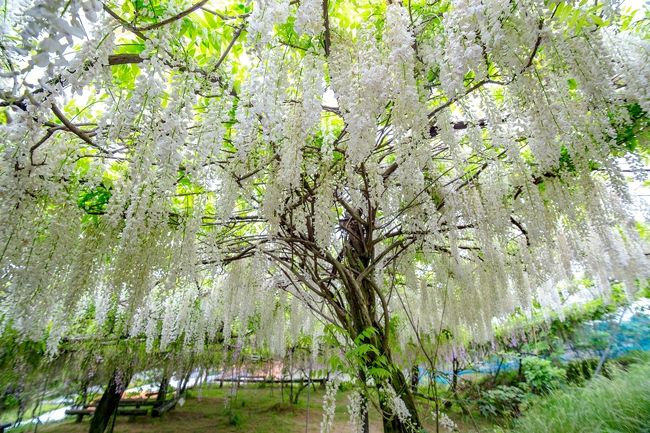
[177,369,192,397]
[288,349,294,404]
[379,368,421,433]
[156,375,169,405]
[76,383,89,422]
[451,356,460,400]
[80,380,89,406]
[341,213,421,432]
[88,370,129,433]
[492,356,504,385]
[349,318,421,432]
[13,380,25,427]
[410,365,419,393]
[280,362,285,403]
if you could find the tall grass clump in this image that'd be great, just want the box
[513,359,650,433]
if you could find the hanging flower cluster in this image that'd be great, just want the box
[379,383,414,427]
[320,377,340,433]
[0,0,647,367]
[347,390,367,433]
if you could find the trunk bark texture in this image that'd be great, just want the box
[156,375,169,405]
[88,370,129,433]
[410,365,419,393]
[341,216,421,433]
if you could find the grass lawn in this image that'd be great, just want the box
[0,402,63,425]
[35,384,375,433]
[31,384,489,433]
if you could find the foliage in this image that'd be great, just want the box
[614,349,650,367]
[564,358,603,385]
[513,361,650,433]
[478,385,528,419]
[227,410,243,426]
[565,351,650,386]
[1,0,647,354]
[1,0,650,430]
[521,357,566,395]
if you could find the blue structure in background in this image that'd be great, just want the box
[423,300,650,383]
[587,307,650,358]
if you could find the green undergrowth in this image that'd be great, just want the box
[13,360,650,433]
[510,360,650,433]
[35,383,363,433]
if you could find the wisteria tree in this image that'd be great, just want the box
[1,0,649,432]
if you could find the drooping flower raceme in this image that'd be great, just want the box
[320,377,340,433]
[0,0,647,369]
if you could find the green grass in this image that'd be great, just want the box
[512,360,650,433]
[8,358,650,433]
[0,401,63,425]
[34,384,382,433]
[29,383,491,433]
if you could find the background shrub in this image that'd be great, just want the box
[478,385,528,418]
[522,357,566,394]
[513,361,650,433]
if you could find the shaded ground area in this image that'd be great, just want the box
[37,385,374,433]
[34,384,488,433]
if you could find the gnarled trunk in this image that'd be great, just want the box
[346,284,422,432]
[341,213,422,433]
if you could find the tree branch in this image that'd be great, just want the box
[510,216,530,246]
[136,0,210,31]
[212,24,245,72]
[50,104,107,152]
[108,53,144,65]
[322,0,331,56]
[102,4,147,39]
